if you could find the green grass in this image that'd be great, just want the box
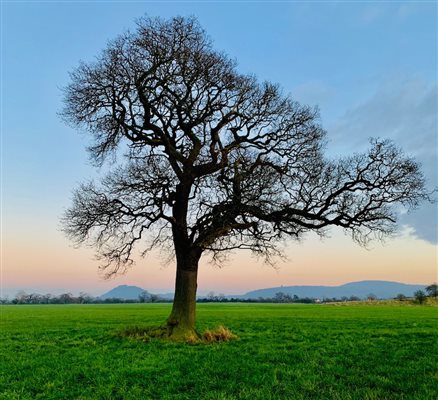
[1,303,437,399]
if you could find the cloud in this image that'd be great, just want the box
[292,81,334,109]
[396,3,419,22]
[358,3,419,25]
[359,5,386,26]
[397,225,418,240]
[328,77,437,244]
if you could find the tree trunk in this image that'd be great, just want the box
[166,252,201,341]
[167,178,202,341]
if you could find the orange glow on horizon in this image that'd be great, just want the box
[3,224,437,296]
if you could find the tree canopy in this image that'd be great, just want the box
[61,16,430,339]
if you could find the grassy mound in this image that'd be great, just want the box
[118,324,238,343]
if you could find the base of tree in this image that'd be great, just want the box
[118,324,238,343]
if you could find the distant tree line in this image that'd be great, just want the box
[1,284,436,305]
[1,291,98,305]
[395,284,437,305]
[0,290,172,305]
[197,291,318,304]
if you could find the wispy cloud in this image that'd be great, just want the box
[328,76,437,243]
[358,3,421,26]
[292,81,334,110]
[359,5,386,26]
[396,3,419,22]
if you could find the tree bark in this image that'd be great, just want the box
[166,250,201,340]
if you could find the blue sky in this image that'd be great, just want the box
[2,1,437,296]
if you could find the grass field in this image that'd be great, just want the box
[0,303,437,400]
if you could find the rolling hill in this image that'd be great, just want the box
[242,280,426,300]
[99,285,147,300]
[100,280,427,300]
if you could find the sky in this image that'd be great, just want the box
[1,1,437,298]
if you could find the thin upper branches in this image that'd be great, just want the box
[61,16,431,273]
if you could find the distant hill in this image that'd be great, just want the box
[100,280,426,301]
[100,285,175,300]
[100,285,147,300]
[242,281,426,300]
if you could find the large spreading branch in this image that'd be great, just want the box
[61,16,431,275]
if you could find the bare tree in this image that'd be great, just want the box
[395,293,407,301]
[58,293,74,304]
[414,290,427,305]
[78,292,93,304]
[138,291,151,303]
[14,291,29,304]
[425,283,438,298]
[61,16,430,340]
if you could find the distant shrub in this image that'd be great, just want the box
[414,290,427,305]
[395,294,407,301]
[425,284,438,298]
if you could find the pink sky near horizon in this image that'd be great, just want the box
[3,223,436,297]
